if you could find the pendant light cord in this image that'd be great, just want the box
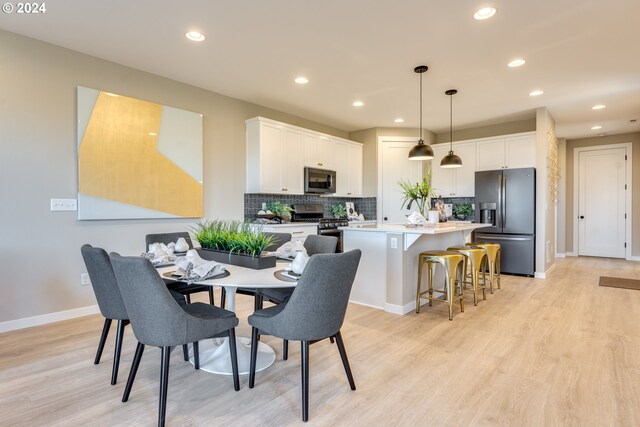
[419,72,423,142]
[449,93,453,151]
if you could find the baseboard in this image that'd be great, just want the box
[0,304,100,334]
[534,272,546,279]
[349,299,384,311]
[566,252,578,257]
[627,256,640,262]
[555,253,566,258]
[383,301,415,315]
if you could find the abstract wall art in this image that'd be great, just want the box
[77,87,203,219]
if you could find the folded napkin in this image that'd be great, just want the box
[172,249,226,283]
[275,240,307,259]
[406,211,427,225]
[143,242,177,266]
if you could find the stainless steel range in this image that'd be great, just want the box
[291,204,346,252]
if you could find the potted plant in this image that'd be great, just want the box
[452,203,473,220]
[267,201,293,222]
[398,165,435,217]
[190,220,276,269]
[330,203,347,219]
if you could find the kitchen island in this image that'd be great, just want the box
[341,223,490,315]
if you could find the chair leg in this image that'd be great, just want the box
[329,336,335,344]
[334,331,356,390]
[185,294,192,304]
[111,319,126,385]
[193,341,200,370]
[95,318,112,364]
[301,340,309,422]
[122,342,145,402]
[158,347,171,427]
[182,344,189,362]
[208,288,215,305]
[220,288,226,309]
[228,329,240,391]
[249,327,259,388]
[283,339,289,360]
[254,294,263,312]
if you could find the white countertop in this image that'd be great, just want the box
[340,222,491,235]
[256,220,378,228]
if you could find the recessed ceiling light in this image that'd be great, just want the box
[591,125,602,130]
[394,118,404,123]
[185,31,205,42]
[474,7,496,20]
[529,90,544,97]
[104,92,118,97]
[352,101,364,107]
[294,77,309,84]
[592,104,606,110]
[508,58,526,68]
[148,132,157,136]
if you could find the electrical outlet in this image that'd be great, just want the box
[390,237,398,249]
[80,273,91,286]
[51,198,77,211]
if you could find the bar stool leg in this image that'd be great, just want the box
[496,249,501,290]
[416,256,424,314]
[428,263,434,307]
[458,263,465,313]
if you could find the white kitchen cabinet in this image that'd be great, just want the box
[333,139,363,197]
[430,141,476,197]
[505,134,536,169]
[476,133,535,171]
[246,118,304,194]
[261,223,317,244]
[303,132,334,169]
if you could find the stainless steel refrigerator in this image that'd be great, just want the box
[474,168,535,276]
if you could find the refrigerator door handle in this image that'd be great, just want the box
[475,235,533,241]
[502,175,506,228]
[497,174,502,229]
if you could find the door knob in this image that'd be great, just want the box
[579,215,585,219]
[384,217,388,221]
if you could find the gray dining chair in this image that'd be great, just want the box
[109,253,240,427]
[235,232,293,311]
[145,232,221,306]
[81,244,129,385]
[256,234,338,359]
[248,249,361,422]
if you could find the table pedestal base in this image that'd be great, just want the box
[189,337,275,375]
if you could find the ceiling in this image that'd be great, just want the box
[2,0,639,139]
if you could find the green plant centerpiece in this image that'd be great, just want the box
[452,203,473,220]
[190,220,276,269]
[398,165,435,217]
[330,203,347,219]
[267,201,293,222]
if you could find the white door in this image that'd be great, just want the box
[283,128,304,194]
[453,141,477,197]
[476,138,505,171]
[381,141,423,224]
[578,147,626,258]
[333,140,349,196]
[346,143,363,196]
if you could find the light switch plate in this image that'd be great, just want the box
[80,273,91,286]
[51,198,77,211]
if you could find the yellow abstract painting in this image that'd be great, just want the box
[77,87,203,219]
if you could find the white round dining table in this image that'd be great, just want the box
[157,259,295,376]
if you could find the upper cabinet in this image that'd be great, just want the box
[476,133,535,171]
[430,141,477,197]
[303,133,334,169]
[246,117,363,196]
[246,118,304,194]
[430,132,535,197]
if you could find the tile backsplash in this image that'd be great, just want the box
[244,194,377,221]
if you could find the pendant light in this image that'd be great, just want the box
[408,65,434,160]
[440,89,463,168]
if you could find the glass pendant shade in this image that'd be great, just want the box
[409,65,434,160]
[440,89,462,168]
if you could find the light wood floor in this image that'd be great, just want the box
[2,257,640,426]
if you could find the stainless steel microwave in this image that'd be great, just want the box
[304,167,336,194]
